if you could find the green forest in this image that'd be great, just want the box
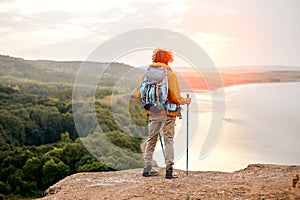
[0,55,147,199]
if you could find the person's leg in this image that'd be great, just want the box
[163,115,176,168]
[162,115,177,178]
[140,138,158,167]
[143,114,166,176]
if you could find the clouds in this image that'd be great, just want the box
[0,0,299,66]
[175,0,300,66]
[0,0,180,60]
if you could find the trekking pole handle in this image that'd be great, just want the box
[186,94,190,105]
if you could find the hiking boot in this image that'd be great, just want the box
[142,165,159,177]
[165,167,178,179]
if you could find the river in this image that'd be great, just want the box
[153,82,300,172]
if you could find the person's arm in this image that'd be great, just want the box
[168,71,191,105]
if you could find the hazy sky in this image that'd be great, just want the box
[0,0,299,66]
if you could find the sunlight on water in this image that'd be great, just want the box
[154,82,300,172]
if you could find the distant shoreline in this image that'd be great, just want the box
[179,69,300,90]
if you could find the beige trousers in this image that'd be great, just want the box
[144,114,176,169]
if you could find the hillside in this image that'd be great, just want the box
[0,55,135,98]
[39,164,300,200]
[0,82,146,198]
[0,55,133,82]
[0,55,75,83]
[1,55,300,199]
[1,54,300,93]
[0,55,146,199]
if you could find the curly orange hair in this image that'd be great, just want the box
[152,48,174,65]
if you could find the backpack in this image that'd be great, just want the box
[140,66,169,113]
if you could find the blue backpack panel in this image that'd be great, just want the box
[140,66,168,113]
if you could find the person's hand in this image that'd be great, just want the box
[186,98,191,105]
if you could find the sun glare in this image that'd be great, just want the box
[191,32,237,66]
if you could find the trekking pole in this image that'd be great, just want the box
[186,94,189,176]
[158,132,165,158]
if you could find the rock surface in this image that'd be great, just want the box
[38,164,300,200]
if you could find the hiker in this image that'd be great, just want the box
[137,48,191,179]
